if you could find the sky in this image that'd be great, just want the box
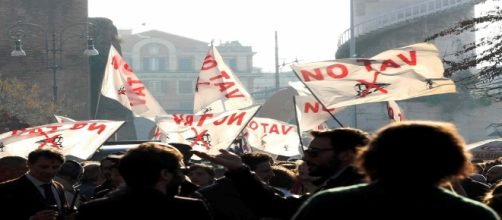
[88,0,351,73]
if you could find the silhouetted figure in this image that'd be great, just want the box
[293,121,499,220]
[77,142,211,219]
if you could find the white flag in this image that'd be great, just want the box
[243,117,300,157]
[294,96,344,133]
[387,100,405,122]
[54,115,76,123]
[0,120,124,160]
[193,45,254,114]
[156,106,260,155]
[100,45,167,120]
[291,43,456,109]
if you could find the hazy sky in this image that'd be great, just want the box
[88,0,350,72]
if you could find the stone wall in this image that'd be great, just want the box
[0,0,90,119]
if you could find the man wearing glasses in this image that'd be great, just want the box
[193,127,370,219]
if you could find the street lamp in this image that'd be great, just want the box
[7,20,99,103]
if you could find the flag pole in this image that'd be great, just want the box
[93,94,102,119]
[292,96,306,153]
[290,69,344,127]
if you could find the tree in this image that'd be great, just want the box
[425,0,502,101]
[0,78,81,131]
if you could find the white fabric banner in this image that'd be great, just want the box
[156,106,260,154]
[100,45,167,120]
[54,115,76,123]
[291,43,456,109]
[0,120,124,160]
[243,117,300,157]
[193,45,254,114]
[294,96,343,133]
[387,100,405,122]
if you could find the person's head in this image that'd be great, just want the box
[27,148,65,183]
[0,155,27,182]
[118,142,184,194]
[358,121,474,186]
[241,152,275,184]
[168,142,192,166]
[483,181,502,216]
[187,163,215,187]
[269,165,296,190]
[56,160,84,185]
[303,128,370,177]
[100,152,124,181]
[80,161,103,185]
[486,165,502,184]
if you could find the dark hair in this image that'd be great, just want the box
[119,142,183,188]
[241,152,274,171]
[57,160,84,180]
[311,128,370,152]
[0,156,27,168]
[188,163,215,178]
[269,165,296,189]
[28,148,64,164]
[358,121,473,185]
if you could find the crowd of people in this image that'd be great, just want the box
[0,120,501,219]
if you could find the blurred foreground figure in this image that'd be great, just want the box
[76,142,211,219]
[293,121,499,220]
[0,155,27,182]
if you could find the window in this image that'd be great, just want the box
[141,57,166,72]
[178,80,194,94]
[178,57,194,72]
[224,57,237,71]
[161,80,170,93]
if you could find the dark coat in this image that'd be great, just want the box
[0,175,68,220]
[195,177,260,220]
[292,182,499,220]
[76,187,212,220]
[223,165,366,220]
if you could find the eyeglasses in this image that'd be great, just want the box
[303,146,334,157]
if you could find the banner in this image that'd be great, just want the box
[294,96,342,133]
[0,120,124,160]
[243,117,300,157]
[387,100,405,122]
[54,115,76,123]
[291,43,456,109]
[100,45,167,120]
[193,45,254,114]
[156,106,260,154]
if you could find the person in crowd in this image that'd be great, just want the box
[484,181,502,217]
[0,155,28,182]
[241,152,275,184]
[76,142,211,219]
[93,152,124,198]
[0,148,68,220]
[486,165,502,186]
[290,160,319,195]
[193,127,370,219]
[269,165,296,198]
[54,160,84,210]
[169,142,200,196]
[293,121,499,220]
[187,163,216,188]
[194,151,278,220]
[78,161,104,202]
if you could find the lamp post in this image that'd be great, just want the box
[7,20,99,104]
